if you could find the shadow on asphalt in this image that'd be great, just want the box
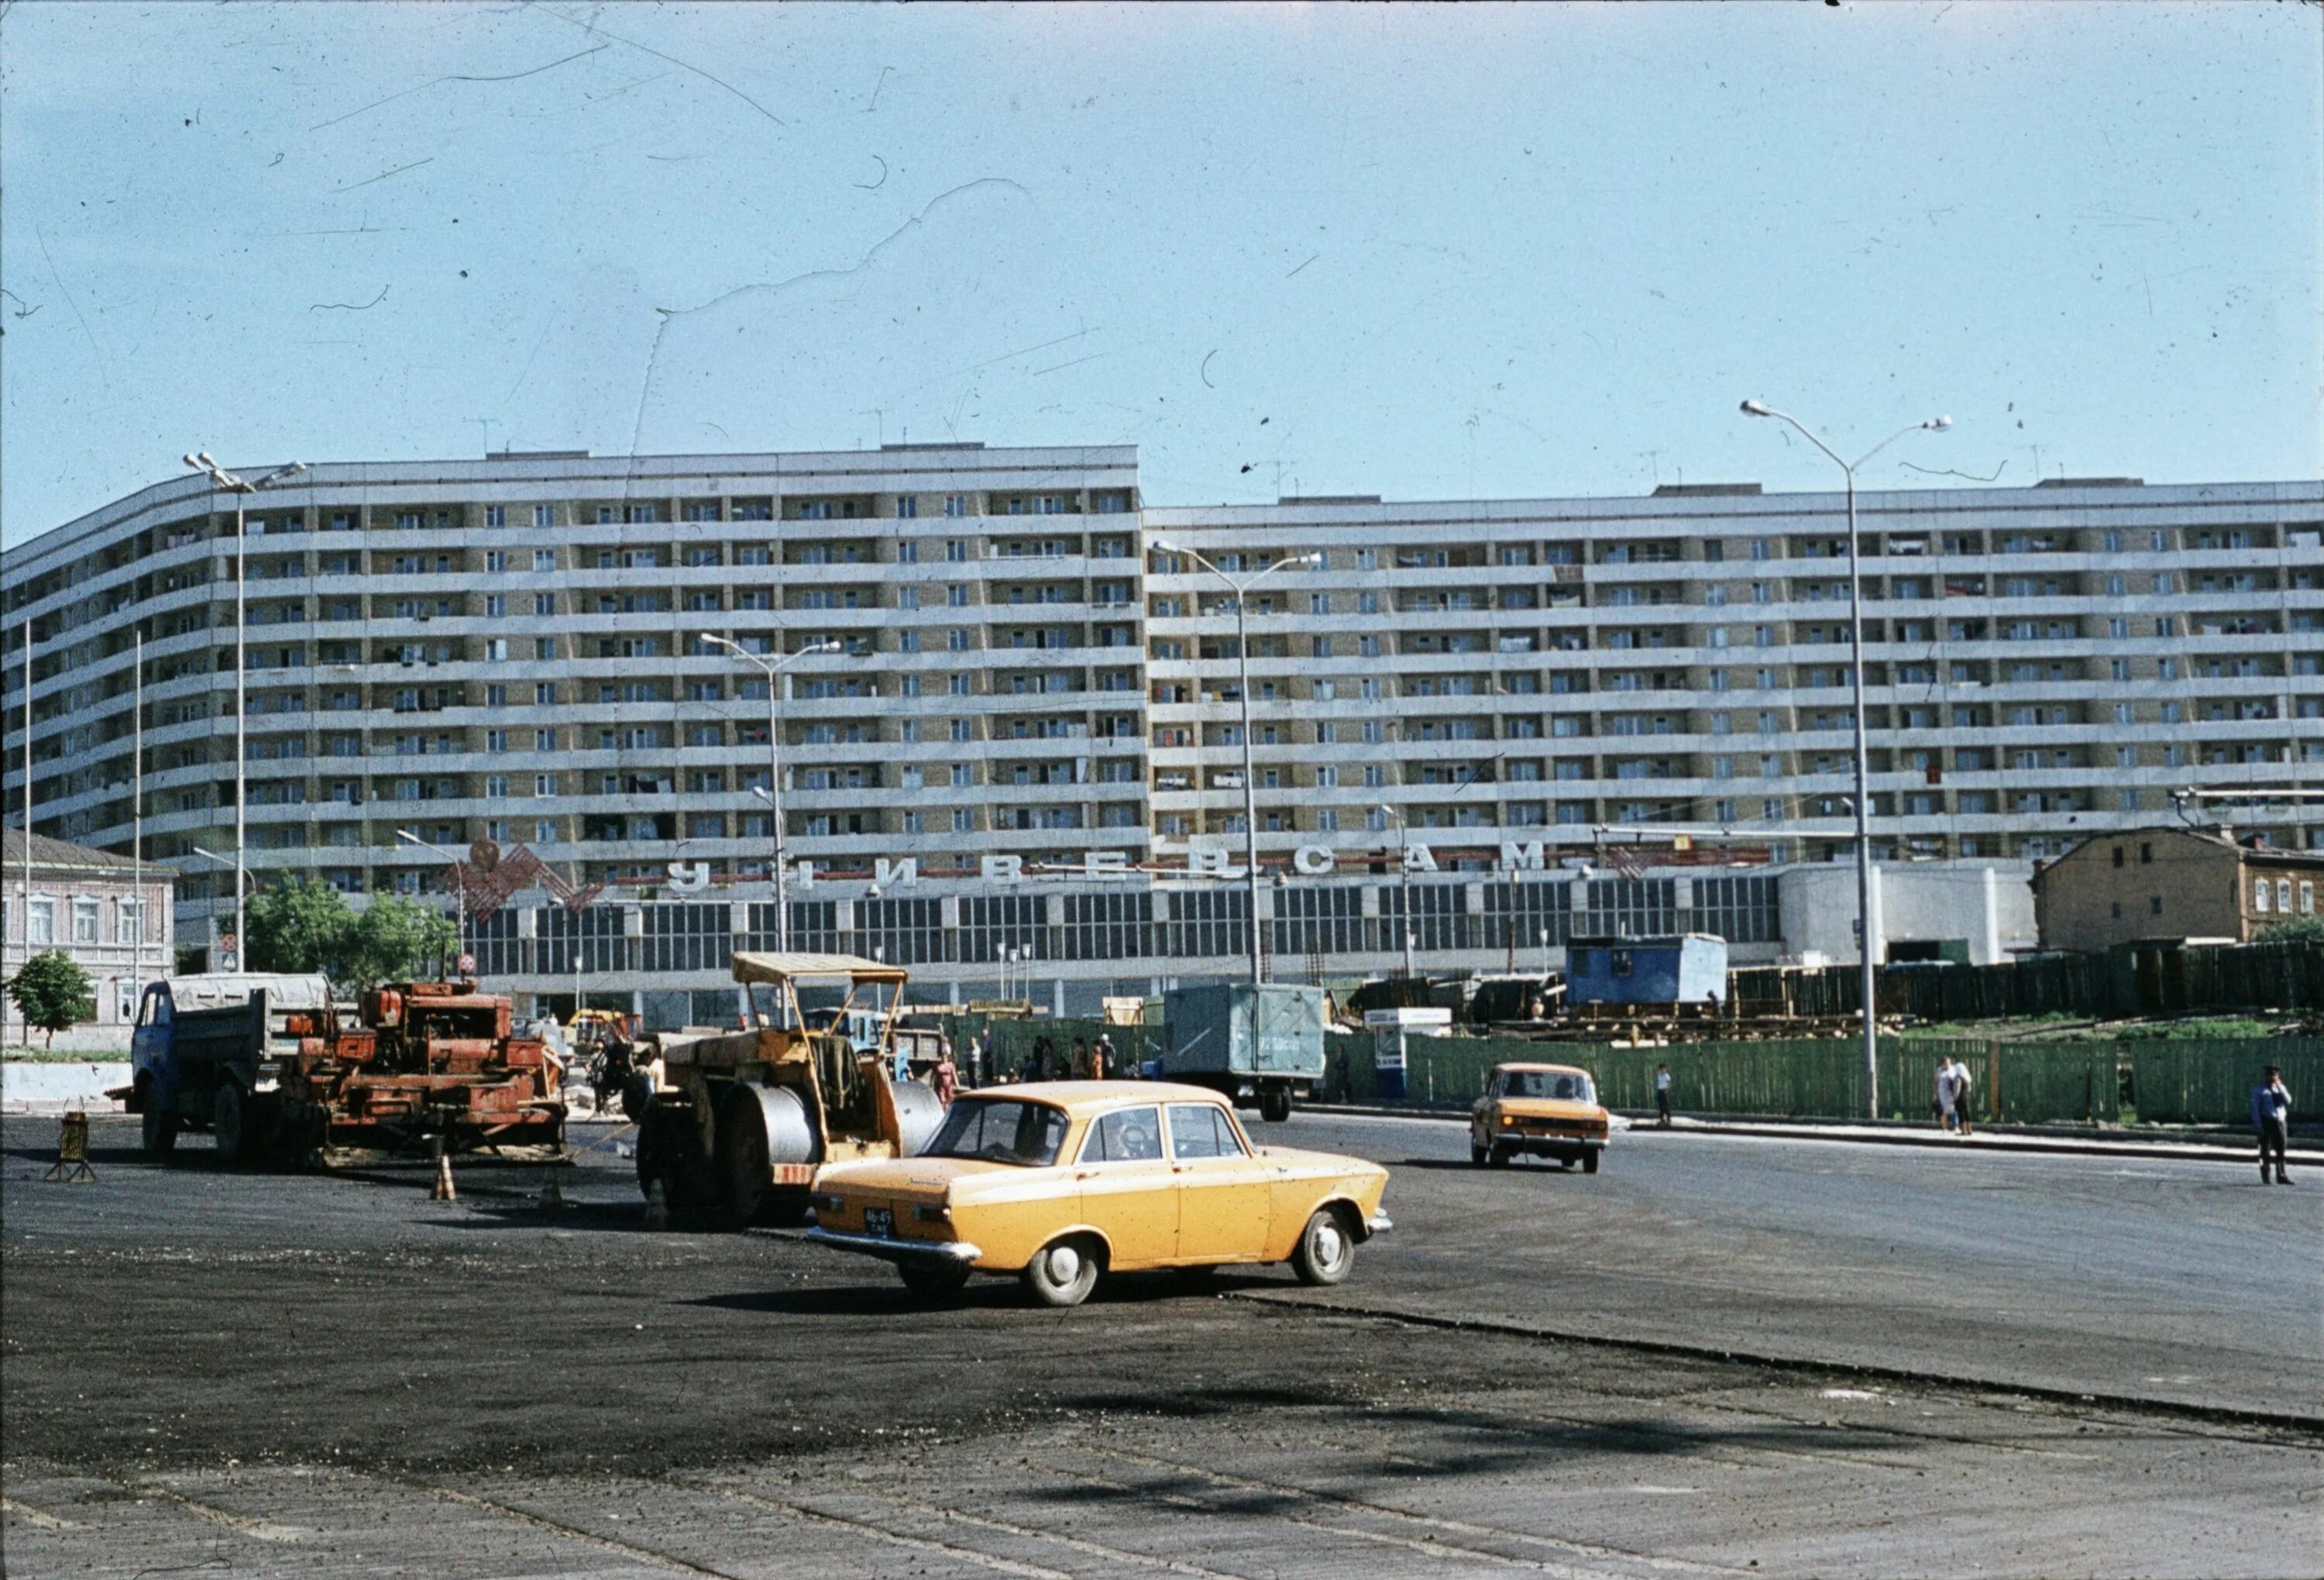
[1392,1156,1589,1173]
[689,1267,1287,1318]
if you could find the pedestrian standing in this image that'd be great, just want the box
[1093,1034,1113,1080]
[1952,1059,1975,1137]
[932,1044,959,1108]
[2252,1065,2294,1185]
[1654,1063,1673,1128]
[1934,1056,1960,1133]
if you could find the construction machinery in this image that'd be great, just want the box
[635,952,947,1227]
[126,974,334,1164]
[570,1007,656,1118]
[273,979,568,1163]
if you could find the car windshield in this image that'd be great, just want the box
[1501,1070,1595,1103]
[922,1097,1071,1167]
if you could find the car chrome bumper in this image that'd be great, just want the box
[1365,1213,1393,1236]
[805,1227,983,1266]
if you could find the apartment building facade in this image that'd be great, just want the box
[5,446,2317,1018]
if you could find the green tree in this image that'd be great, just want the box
[8,950,96,1046]
[2256,915,2324,944]
[336,894,461,990]
[244,876,356,975]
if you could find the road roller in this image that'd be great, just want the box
[634,951,947,1227]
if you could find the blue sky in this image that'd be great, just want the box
[2,2,2315,545]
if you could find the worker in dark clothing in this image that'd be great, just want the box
[2252,1066,2294,1185]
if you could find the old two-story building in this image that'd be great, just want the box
[2,828,174,1043]
[2031,826,2324,953]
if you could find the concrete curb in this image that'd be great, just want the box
[1303,1102,2320,1165]
[1229,1290,2324,1437]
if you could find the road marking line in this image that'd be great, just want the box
[134,1484,301,1543]
[1090,1447,1741,1575]
[407,1481,742,1578]
[0,1495,86,1530]
[696,1485,1074,1579]
[835,1482,1252,1579]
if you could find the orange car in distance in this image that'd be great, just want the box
[1470,1062,1611,1172]
[807,1081,1391,1307]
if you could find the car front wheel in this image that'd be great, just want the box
[1023,1235,1102,1307]
[1291,1207,1355,1286]
[1583,1149,1600,1175]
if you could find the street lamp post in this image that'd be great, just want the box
[1149,541,1320,986]
[1739,400,1950,1120]
[187,847,245,969]
[182,454,305,963]
[1379,804,1416,980]
[397,829,469,978]
[133,630,145,1007]
[703,634,844,956]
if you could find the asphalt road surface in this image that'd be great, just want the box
[3,1111,2317,1579]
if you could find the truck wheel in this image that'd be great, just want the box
[715,1087,772,1227]
[142,1104,180,1158]
[619,1073,654,1122]
[1291,1206,1355,1286]
[1259,1087,1293,1124]
[636,1107,679,1203]
[899,1260,972,1302]
[1023,1235,1102,1307]
[212,1085,249,1167]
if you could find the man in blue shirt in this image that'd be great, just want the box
[2251,1066,2293,1186]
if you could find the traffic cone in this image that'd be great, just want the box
[430,1140,456,1202]
[644,1176,669,1230]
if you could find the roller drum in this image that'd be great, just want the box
[889,1079,948,1157]
[747,1084,820,1166]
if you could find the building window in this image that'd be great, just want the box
[72,898,99,944]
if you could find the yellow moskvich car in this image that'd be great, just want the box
[1471,1062,1610,1172]
[806,1080,1391,1307]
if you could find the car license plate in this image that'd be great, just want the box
[864,1207,894,1238]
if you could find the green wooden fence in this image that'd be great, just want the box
[2126,1041,2324,1126]
[952,1016,2306,1129]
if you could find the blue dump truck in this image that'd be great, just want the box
[1160,982,1328,1123]
[127,974,333,1165]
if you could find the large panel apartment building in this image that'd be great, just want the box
[5,443,2318,1018]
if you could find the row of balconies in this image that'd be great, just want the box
[19,516,2319,646]
[18,586,2319,707]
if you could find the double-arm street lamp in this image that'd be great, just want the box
[397,828,469,975]
[701,634,844,954]
[1738,400,1949,1119]
[183,452,305,961]
[1148,541,1322,985]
